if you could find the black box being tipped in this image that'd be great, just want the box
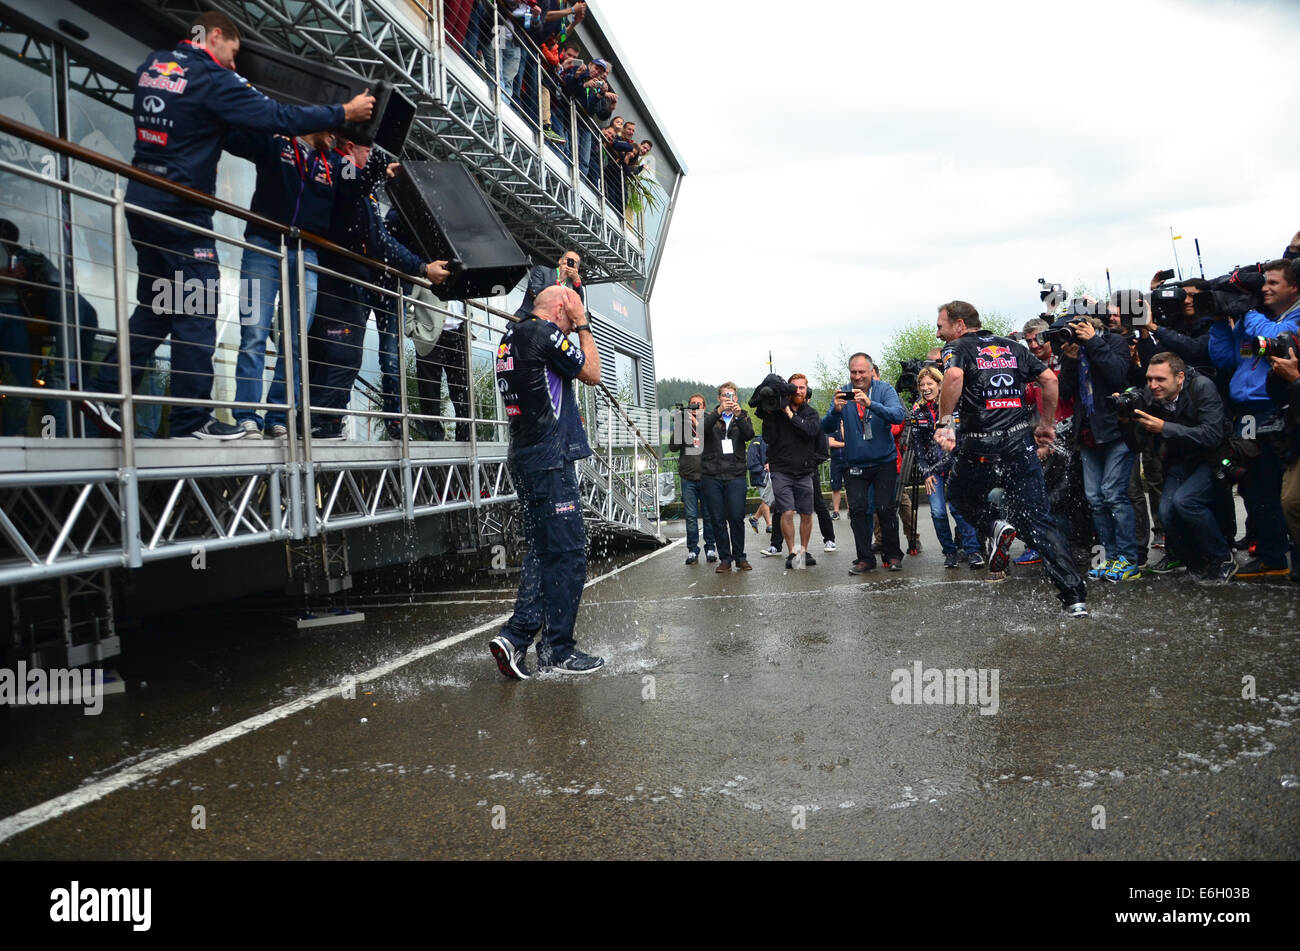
[234,39,415,154]
[386,161,531,301]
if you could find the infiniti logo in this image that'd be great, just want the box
[990,373,1015,387]
[142,96,165,113]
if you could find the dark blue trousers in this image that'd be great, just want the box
[702,475,748,562]
[501,459,588,665]
[307,272,369,425]
[1160,461,1230,571]
[947,432,1085,604]
[89,214,219,435]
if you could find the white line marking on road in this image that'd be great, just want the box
[0,538,685,846]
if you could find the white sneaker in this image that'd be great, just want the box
[237,419,263,439]
[823,539,836,552]
[760,546,782,557]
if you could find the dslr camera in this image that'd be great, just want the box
[1045,300,1104,352]
[1105,389,1144,415]
[1241,330,1299,361]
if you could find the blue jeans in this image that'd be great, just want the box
[1160,461,1229,570]
[929,473,979,555]
[499,42,521,96]
[701,476,748,562]
[680,477,716,554]
[1080,439,1137,563]
[234,235,318,428]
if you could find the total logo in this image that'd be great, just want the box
[984,397,1022,410]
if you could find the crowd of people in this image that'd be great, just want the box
[443,2,656,211]
[670,232,1300,612]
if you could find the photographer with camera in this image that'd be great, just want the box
[701,383,755,573]
[1056,308,1142,582]
[1208,259,1300,577]
[822,353,906,573]
[751,372,822,569]
[910,366,979,568]
[516,250,585,318]
[1121,352,1234,582]
[1146,277,1217,380]
[935,300,1087,616]
[669,393,718,566]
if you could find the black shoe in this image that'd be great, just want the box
[967,552,986,569]
[849,559,875,575]
[907,541,922,556]
[311,424,346,441]
[1147,554,1187,575]
[944,552,959,568]
[489,635,531,680]
[186,419,247,440]
[885,557,903,571]
[804,552,817,567]
[1236,556,1288,578]
[704,548,719,563]
[1232,536,1252,551]
[685,550,699,566]
[1197,559,1239,585]
[81,398,123,435]
[540,649,606,674]
[987,520,1018,573]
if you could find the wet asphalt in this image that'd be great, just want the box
[1,508,1298,860]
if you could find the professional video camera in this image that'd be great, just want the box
[895,357,941,399]
[1044,299,1104,351]
[1038,278,1065,310]
[749,374,798,415]
[1152,264,1267,325]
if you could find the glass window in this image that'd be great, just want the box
[614,349,639,406]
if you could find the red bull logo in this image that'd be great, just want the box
[139,61,188,94]
[975,344,1018,370]
[497,343,510,359]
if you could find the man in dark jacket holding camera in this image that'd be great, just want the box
[752,372,821,569]
[1057,312,1141,582]
[1127,352,1233,583]
[701,382,754,572]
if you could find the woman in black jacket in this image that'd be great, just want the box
[701,381,755,572]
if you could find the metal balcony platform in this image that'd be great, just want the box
[147,0,647,283]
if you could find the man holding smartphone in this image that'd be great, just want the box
[516,250,585,318]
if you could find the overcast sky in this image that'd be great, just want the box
[596,0,1300,385]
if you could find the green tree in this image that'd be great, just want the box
[878,311,1014,389]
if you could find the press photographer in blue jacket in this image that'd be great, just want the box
[822,353,906,572]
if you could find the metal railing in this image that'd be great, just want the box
[0,114,662,584]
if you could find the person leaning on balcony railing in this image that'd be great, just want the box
[516,250,584,318]
[80,10,377,440]
[222,128,341,440]
[306,142,450,441]
[562,57,617,183]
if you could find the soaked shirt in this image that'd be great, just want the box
[941,330,1047,440]
[497,317,592,468]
